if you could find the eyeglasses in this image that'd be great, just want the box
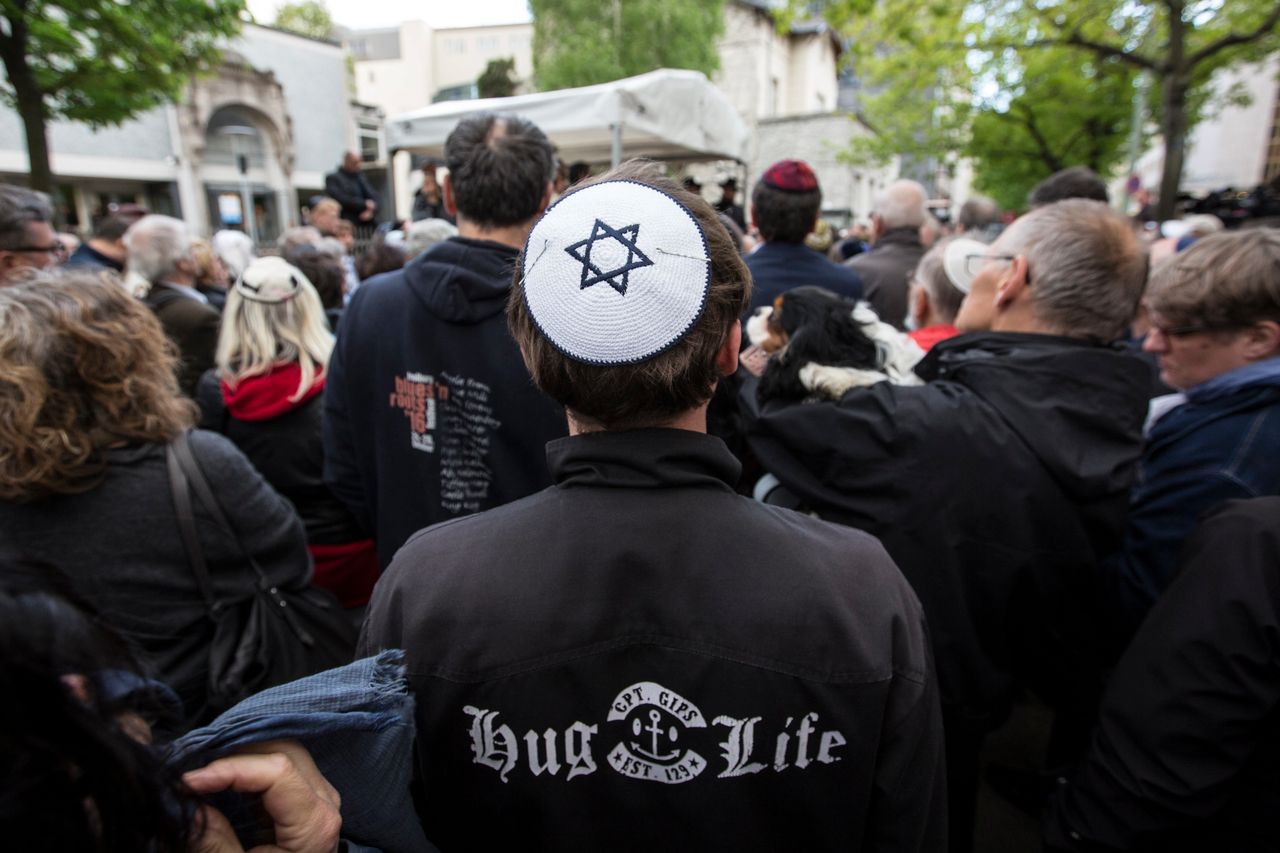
[7,242,67,257]
[964,253,1017,276]
[1149,321,1244,339]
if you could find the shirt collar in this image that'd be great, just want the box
[1186,355,1280,402]
[158,281,208,304]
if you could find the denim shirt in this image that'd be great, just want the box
[169,650,435,853]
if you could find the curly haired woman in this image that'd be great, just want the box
[0,271,317,726]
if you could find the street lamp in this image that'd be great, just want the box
[219,125,258,245]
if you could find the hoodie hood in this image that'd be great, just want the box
[222,362,325,421]
[402,235,520,325]
[917,332,1151,500]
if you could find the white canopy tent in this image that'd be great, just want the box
[385,69,750,166]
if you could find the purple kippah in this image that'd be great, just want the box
[762,160,818,193]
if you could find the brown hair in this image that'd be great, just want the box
[0,271,196,501]
[1145,228,1280,330]
[508,160,750,430]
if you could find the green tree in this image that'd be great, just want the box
[478,57,519,99]
[530,0,725,91]
[819,0,1280,219]
[967,49,1140,210]
[273,0,334,40]
[0,0,245,194]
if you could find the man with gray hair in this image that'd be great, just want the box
[0,183,63,284]
[845,179,928,329]
[955,195,1002,243]
[746,199,1153,851]
[124,214,220,396]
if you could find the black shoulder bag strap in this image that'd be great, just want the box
[169,431,315,645]
[166,438,220,614]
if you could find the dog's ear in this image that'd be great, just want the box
[823,304,879,369]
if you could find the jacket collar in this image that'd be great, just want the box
[1186,355,1280,403]
[547,429,741,492]
[872,227,923,251]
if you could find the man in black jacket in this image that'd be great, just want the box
[1046,497,1280,852]
[124,214,221,397]
[745,199,1152,852]
[359,161,945,851]
[323,113,567,568]
[324,151,379,225]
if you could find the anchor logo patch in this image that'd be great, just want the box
[606,681,708,784]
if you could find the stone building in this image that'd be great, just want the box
[0,23,382,243]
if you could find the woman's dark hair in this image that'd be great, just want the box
[0,559,197,851]
[286,246,348,312]
[356,239,407,281]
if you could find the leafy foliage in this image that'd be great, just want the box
[273,0,334,40]
[478,57,519,99]
[814,0,1280,216]
[530,0,725,90]
[968,50,1139,210]
[0,0,246,127]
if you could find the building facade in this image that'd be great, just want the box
[0,24,378,243]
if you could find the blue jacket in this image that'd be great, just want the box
[744,241,863,316]
[1103,357,1280,638]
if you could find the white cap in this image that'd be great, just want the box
[942,237,993,293]
[521,180,711,365]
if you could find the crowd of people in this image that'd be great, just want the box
[1,109,1278,853]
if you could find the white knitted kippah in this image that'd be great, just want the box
[521,179,711,365]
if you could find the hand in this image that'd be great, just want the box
[358,210,373,221]
[739,344,770,377]
[364,200,376,211]
[186,739,342,853]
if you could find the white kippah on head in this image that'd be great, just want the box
[521,179,711,365]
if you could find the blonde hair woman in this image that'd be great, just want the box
[196,256,376,613]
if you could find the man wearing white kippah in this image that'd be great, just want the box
[360,161,945,852]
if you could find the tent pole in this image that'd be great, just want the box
[610,122,623,168]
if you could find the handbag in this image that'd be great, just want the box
[165,430,356,714]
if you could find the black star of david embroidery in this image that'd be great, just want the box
[564,219,654,295]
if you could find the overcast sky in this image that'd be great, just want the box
[248,0,532,30]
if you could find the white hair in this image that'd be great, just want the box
[874,180,928,230]
[215,275,334,400]
[404,218,459,258]
[315,237,346,259]
[277,226,322,255]
[212,229,256,279]
[122,215,192,283]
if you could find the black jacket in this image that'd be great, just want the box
[1046,497,1280,852]
[0,431,312,725]
[144,283,221,397]
[745,332,1151,728]
[360,429,946,852]
[195,369,367,547]
[325,168,379,221]
[323,236,567,568]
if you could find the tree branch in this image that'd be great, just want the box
[1188,2,1280,66]
[1025,33,1161,72]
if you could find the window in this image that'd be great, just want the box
[477,35,500,51]
[358,121,383,163]
[445,38,466,54]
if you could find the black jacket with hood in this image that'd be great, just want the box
[743,332,1151,729]
[323,236,567,568]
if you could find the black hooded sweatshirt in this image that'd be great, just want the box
[743,332,1152,729]
[323,236,566,568]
